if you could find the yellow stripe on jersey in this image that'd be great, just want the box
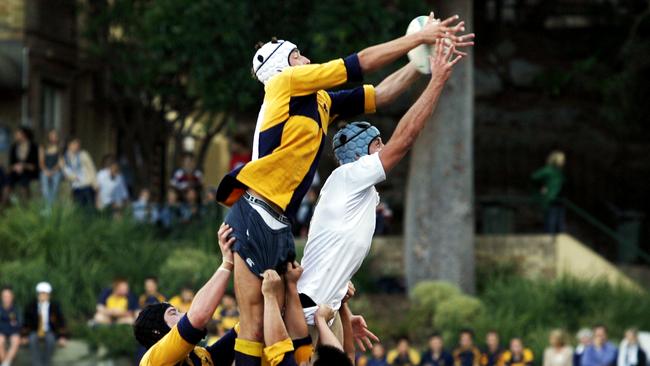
[216,53,376,218]
[140,325,194,366]
[264,338,294,366]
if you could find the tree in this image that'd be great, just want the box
[404,0,475,293]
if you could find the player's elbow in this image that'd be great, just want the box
[186,311,209,330]
[357,51,377,75]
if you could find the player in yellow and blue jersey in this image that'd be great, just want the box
[215,12,474,366]
[133,224,236,366]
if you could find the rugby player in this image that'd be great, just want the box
[215,11,474,364]
[133,224,235,366]
[297,38,468,346]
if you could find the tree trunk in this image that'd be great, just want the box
[404,0,475,294]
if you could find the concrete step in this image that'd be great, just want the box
[11,340,131,366]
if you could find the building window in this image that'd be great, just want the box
[41,82,63,132]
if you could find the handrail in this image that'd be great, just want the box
[477,195,650,265]
[561,198,650,264]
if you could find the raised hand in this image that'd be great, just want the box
[261,270,283,299]
[341,281,356,304]
[419,11,474,55]
[350,314,380,351]
[429,39,465,84]
[217,223,235,266]
[285,261,303,286]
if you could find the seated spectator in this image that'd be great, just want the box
[22,282,68,366]
[212,293,239,336]
[96,155,129,214]
[365,343,389,366]
[6,127,39,202]
[422,332,454,366]
[0,287,21,366]
[168,287,194,314]
[93,278,138,325]
[132,189,154,223]
[618,328,647,366]
[544,329,573,366]
[63,137,97,208]
[575,328,593,366]
[387,336,421,366]
[499,338,534,366]
[582,326,617,366]
[156,188,182,229]
[138,277,166,309]
[482,331,504,366]
[170,153,203,193]
[454,329,482,366]
[180,187,203,222]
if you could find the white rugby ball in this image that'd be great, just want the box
[406,15,451,74]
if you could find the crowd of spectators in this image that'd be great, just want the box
[357,326,647,366]
[0,277,239,365]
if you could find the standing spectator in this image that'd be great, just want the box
[6,127,39,202]
[228,133,251,171]
[38,130,63,208]
[422,333,454,366]
[482,331,504,366]
[138,277,166,309]
[582,326,617,366]
[544,329,574,366]
[132,189,154,223]
[95,155,129,214]
[0,287,22,366]
[170,153,203,193]
[617,328,646,366]
[454,329,482,366]
[63,138,97,208]
[575,328,594,366]
[365,343,389,366]
[157,188,182,229]
[499,338,534,366]
[387,336,421,366]
[22,282,68,366]
[93,278,138,325]
[531,150,566,233]
[168,287,194,314]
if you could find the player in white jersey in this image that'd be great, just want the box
[297,39,467,346]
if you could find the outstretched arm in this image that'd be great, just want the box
[187,224,235,328]
[378,40,464,173]
[340,302,356,364]
[375,62,421,109]
[314,305,343,350]
[358,12,473,74]
[283,262,309,340]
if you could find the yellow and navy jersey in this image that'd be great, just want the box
[98,288,138,312]
[139,293,167,308]
[498,349,534,366]
[453,347,483,366]
[212,306,239,332]
[216,53,376,218]
[234,336,312,366]
[140,314,236,366]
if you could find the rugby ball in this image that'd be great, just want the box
[406,15,451,74]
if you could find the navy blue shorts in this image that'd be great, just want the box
[225,197,296,277]
[0,323,20,337]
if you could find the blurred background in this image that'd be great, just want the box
[0,0,649,365]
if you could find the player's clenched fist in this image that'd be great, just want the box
[218,223,235,266]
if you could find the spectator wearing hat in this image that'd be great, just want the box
[0,287,22,366]
[22,282,68,366]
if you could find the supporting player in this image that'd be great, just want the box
[215,12,474,365]
[133,224,235,366]
[297,38,468,348]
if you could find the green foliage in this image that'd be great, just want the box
[0,203,223,357]
[434,295,486,340]
[76,324,137,359]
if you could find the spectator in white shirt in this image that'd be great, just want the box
[96,155,129,213]
[62,138,97,208]
[618,329,647,366]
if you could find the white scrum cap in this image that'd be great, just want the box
[252,38,298,84]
